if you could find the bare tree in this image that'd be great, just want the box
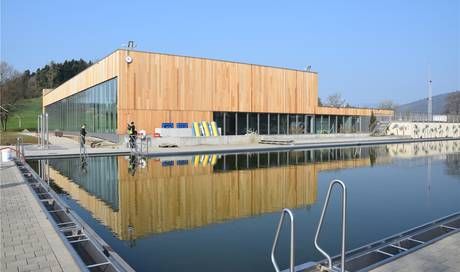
[445,91,460,115]
[378,99,398,110]
[0,62,21,107]
[325,93,346,107]
[0,62,20,84]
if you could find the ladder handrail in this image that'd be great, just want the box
[314,179,347,272]
[271,208,295,272]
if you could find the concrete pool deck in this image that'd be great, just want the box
[0,160,81,272]
[9,134,460,159]
[370,231,460,272]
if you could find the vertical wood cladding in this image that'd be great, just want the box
[116,50,319,133]
[43,49,393,134]
[48,156,373,239]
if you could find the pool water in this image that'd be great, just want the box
[30,140,460,272]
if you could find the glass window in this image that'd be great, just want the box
[321,116,329,134]
[279,114,287,134]
[314,116,321,133]
[344,116,352,133]
[259,113,268,134]
[237,112,247,135]
[213,112,224,134]
[224,112,236,135]
[269,114,278,134]
[306,116,312,134]
[45,78,118,134]
[330,116,337,133]
[248,113,258,134]
[338,116,344,133]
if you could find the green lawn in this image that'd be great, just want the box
[0,132,37,145]
[5,97,42,131]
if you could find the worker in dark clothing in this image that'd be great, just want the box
[128,155,137,176]
[80,124,87,160]
[128,121,137,149]
[80,124,87,147]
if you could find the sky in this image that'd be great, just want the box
[1,0,459,106]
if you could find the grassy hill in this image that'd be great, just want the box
[5,97,42,131]
[395,92,455,114]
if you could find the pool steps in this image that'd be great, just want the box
[272,180,460,272]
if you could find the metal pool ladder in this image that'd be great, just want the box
[314,179,347,272]
[271,208,295,272]
[271,180,347,272]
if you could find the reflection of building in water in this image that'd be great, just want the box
[50,157,119,210]
[48,147,383,240]
[48,141,459,240]
[387,140,460,159]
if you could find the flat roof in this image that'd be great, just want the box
[116,48,317,74]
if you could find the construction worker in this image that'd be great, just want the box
[128,121,137,149]
[80,124,87,160]
[80,124,87,148]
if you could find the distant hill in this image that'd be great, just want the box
[396,91,458,114]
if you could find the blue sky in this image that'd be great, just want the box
[1,0,459,106]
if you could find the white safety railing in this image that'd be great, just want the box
[314,180,347,272]
[37,113,49,149]
[15,137,24,160]
[271,208,295,272]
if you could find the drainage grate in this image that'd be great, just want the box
[292,212,460,272]
[16,160,134,272]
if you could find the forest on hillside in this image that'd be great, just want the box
[0,59,92,108]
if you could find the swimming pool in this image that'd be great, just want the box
[29,140,460,271]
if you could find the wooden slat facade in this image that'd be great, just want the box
[43,49,393,135]
[49,156,376,239]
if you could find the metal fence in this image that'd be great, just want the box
[392,112,460,123]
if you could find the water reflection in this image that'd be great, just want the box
[446,153,460,178]
[45,140,460,241]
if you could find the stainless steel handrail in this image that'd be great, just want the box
[16,137,24,160]
[314,179,347,272]
[271,208,295,272]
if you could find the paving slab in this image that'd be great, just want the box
[17,135,460,159]
[0,160,81,272]
[371,232,460,272]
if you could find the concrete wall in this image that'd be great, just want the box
[386,122,460,138]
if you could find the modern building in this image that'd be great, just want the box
[43,49,393,139]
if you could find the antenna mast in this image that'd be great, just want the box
[427,66,432,121]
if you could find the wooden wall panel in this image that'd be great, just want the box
[251,66,264,112]
[227,62,240,112]
[169,111,212,123]
[43,51,120,107]
[310,73,319,111]
[285,70,297,113]
[315,106,393,116]
[265,68,285,113]
[117,109,212,134]
[117,109,171,134]
[159,55,180,110]
[237,64,252,112]
[46,49,394,135]
[182,57,199,111]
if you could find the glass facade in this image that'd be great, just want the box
[45,78,117,134]
[213,146,370,172]
[47,157,119,210]
[214,111,369,135]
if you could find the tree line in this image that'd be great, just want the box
[319,92,398,110]
[0,59,92,108]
